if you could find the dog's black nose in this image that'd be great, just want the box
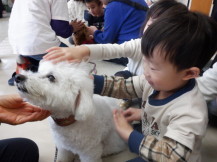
[15,74,26,83]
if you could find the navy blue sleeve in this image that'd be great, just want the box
[93,75,104,94]
[128,130,145,154]
[50,19,73,38]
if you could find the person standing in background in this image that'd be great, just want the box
[8,0,84,86]
[87,0,148,66]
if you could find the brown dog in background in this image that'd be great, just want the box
[72,25,94,45]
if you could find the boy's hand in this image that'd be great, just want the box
[44,46,90,63]
[123,108,141,123]
[113,109,133,142]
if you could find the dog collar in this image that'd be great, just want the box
[52,115,76,126]
[52,91,81,126]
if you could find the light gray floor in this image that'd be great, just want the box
[1,16,217,162]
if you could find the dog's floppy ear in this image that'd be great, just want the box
[74,86,94,121]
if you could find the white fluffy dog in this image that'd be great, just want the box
[15,61,126,162]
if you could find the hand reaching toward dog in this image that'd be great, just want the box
[44,46,90,63]
[87,26,98,35]
[113,109,134,142]
[123,108,141,123]
[0,94,50,125]
[71,19,85,33]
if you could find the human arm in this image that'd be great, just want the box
[93,75,142,99]
[44,46,91,63]
[123,108,141,123]
[44,38,141,63]
[50,0,73,38]
[50,19,84,38]
[50,0,84,38]
[113,109,192,161]
[0,94,50,125]
[51,20,73,38]
[70,19,85,33]
[197,62,217,101]
[92,3,123,43]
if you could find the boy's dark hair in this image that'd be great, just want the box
[141,11,217,71]
[85,0,102,5]
[74,0,85,3]
[140,0,188,35]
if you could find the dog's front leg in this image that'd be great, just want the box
[79,144,103,162]
[56,147,77,162]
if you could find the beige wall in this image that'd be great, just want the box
[190,0,213,15]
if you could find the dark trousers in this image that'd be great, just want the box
[0,138,39,162]
[126,157,147,162]
[104,57,129,67]
[21,41,68,72]
[0,0,4,18]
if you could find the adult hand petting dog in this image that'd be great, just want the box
[0,94,50,125]
[44,46,91,63]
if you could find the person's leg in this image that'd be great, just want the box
[126,157,147,162]
[104,57,129,67]
[0,138,39,162]
[8,54,42,86]
[207,98,217,127]
[0,0,4,18]
[8,42,68,86]
[114,70,133,79]
[59,42,68,47]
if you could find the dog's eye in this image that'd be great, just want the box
[47,74,55,82]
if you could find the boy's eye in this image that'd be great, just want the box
[47,74,55,82]
[150,68,156,70]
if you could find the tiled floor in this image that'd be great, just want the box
[1,16,217,162]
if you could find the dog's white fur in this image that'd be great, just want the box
[16,61,126,162]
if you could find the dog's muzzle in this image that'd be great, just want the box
[15,74,28,93]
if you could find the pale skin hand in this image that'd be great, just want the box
[44,46,90,63]
[87,26,98,35]
[123,108,142,123]
[145,0,154,6]
[113,109,134,142]
[0,94,50,125]
[71,19,85,33]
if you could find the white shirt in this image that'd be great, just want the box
[67,0,87,23]
[8,0,69,55]
[86,38,144,76]
[197,62,217,101]
[133,76,208,162]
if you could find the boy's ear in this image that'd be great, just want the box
[182,67,200,80]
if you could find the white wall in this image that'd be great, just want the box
[176,0,190,7]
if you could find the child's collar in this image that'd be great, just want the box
[148,79,196,106]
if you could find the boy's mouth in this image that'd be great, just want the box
[147,80,154,86]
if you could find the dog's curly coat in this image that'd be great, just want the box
[72,26,94,45]
[15,61,126,162]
